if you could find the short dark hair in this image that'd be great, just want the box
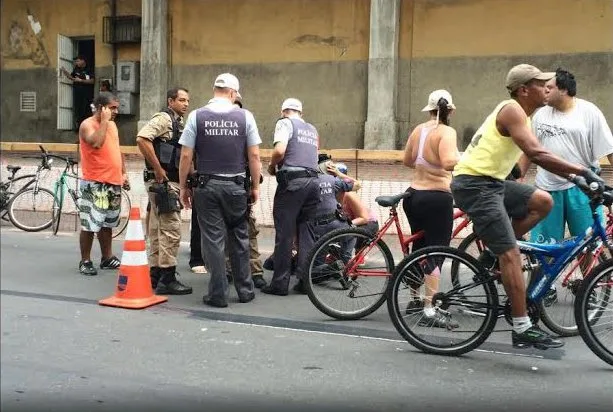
[429,98,452,126]
[74,54,86,61]
[554,68,576,97]
[167,87,189,100]
[93,92,118,107]
[100,79,112,91]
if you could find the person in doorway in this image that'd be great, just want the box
[77,92,127,276]
[61,55,95,130]
[402,89,460,328]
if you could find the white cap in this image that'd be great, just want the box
[213,73,239,92]
[281,98,303,113]
[421,89,456,112]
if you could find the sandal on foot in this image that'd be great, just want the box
[100,255,121,269]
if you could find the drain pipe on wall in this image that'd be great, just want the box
[111,0,118,89]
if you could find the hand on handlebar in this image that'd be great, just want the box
[570,169,605,196]
[580,168,605,191]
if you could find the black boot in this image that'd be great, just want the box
[150,266,161,289]
[156,266,193,295]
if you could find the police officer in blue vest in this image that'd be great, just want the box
[262,98,320,296]
[178,73,262,308]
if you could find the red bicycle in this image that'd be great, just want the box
[304,191,472,320]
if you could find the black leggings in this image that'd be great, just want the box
[402,188,454,254]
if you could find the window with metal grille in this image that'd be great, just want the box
[20,91,37,112]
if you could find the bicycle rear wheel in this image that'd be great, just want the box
[112,188,132,239]
[575,259,613,366]
[387,246,499,356]
[8,187,56,232]
[304,227,393,320]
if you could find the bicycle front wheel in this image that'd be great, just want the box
[451,232,485,288]
[8,187,56,232]
[575,259,613,366]
[304,227,394,320]
[112,188,132,239]
[387,246,499,356]
[539,251,608,337]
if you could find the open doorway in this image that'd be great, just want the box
[57,36,96,133]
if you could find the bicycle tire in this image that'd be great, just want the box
[539,253,609,337]
[304,226,393,320]
[7,187,57,232]
[112,188,132,239]
[387,246,499,356]
[52,193,63,236]
[574,259,613,366]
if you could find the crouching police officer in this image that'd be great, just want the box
[136,87,192,295]
[301,158,362,290]
[178,73,262,308]
[262,98,320,296]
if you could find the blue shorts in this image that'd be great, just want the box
[531,186,604,244]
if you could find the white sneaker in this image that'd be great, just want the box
[191,265,207,274]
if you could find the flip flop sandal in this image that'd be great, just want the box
[100,255,121,269]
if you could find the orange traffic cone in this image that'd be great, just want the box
[99,206,168,309]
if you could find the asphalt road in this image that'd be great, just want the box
[1,229,612,412]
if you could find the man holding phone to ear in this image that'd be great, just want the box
[77,92,128,276]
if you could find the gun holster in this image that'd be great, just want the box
[148,182,181,214]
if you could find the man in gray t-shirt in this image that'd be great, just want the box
[520,68,613,302]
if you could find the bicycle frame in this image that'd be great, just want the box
[345,204,469,276]
[2,162,49,205]
[519,205,613,303]
[53,167,81,211]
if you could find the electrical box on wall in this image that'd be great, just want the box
[117,92,137,115]
[115,61,140,93]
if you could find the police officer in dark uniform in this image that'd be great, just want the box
[136,87,192,295]
[262,98,320,296]
[178,73,262,308]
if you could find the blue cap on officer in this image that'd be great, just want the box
[335,162,348,174]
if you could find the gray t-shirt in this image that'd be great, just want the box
[532,98,613,191]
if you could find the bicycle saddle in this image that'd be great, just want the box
[6,165,21,173]
[66,157,78,165]
[375,191,412,207]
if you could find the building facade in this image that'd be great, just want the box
[1,0,612,149]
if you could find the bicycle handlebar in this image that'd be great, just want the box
[570,174,613,207]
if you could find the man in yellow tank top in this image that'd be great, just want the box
[451,64,604,350]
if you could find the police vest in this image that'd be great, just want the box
[280,118,319,170]
[195,107,247,175]
[145,108,182,182]
[315,174,340,216]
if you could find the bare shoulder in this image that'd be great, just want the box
[438,124,457,138]
[498,101,526,123]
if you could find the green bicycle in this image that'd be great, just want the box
[50,152,131,239]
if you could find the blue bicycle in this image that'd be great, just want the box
[386,177,612,360]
